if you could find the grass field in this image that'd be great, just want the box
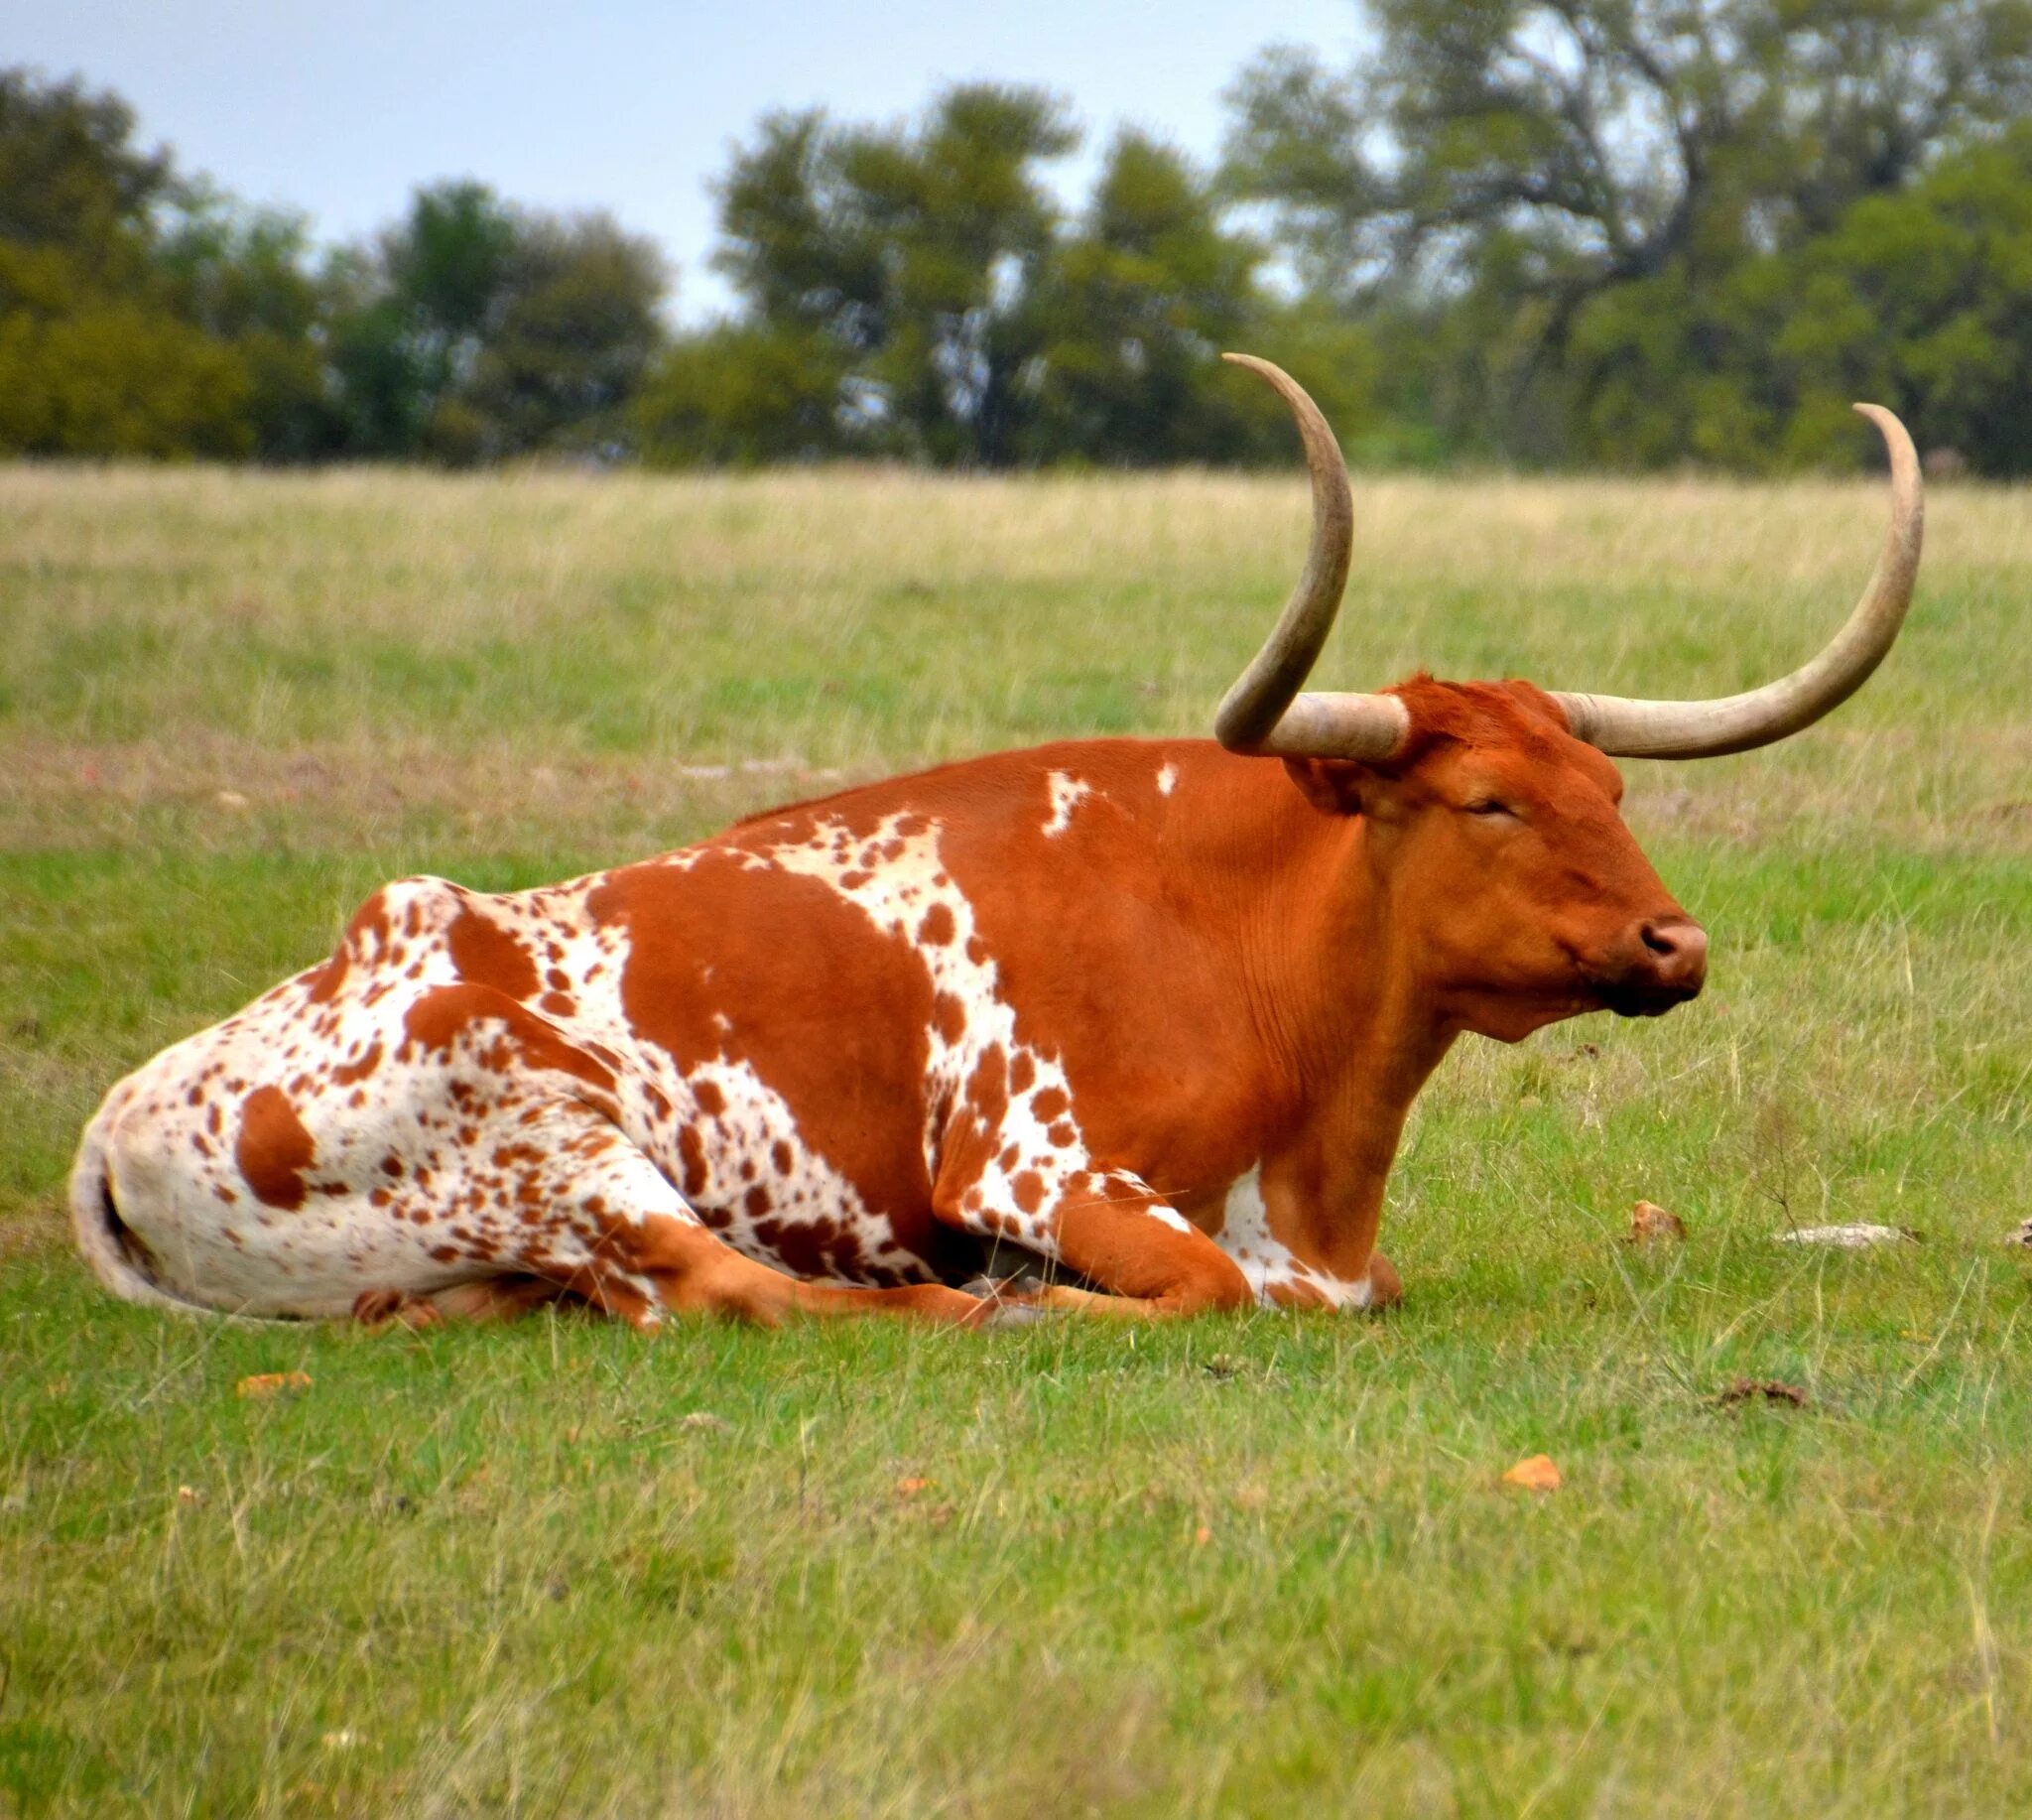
[3,460,2031,1815]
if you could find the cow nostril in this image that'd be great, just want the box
[1636,918,1708,977]
[1606,918,1707,1011]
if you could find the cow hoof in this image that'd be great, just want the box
[975,1300,1047,1331]
[1366,1251,1403,1311]
[351,1288,442,1330]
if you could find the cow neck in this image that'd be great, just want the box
[1203,767,1459,1283]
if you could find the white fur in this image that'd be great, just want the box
[1213,1166,1372,1310]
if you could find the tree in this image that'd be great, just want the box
[634,323,850,466]
[645,87,1423,470]
[1223,1,2032,454]
[327,182,668,461]
[325,182,516,457]
[0,270,254,456]
[0,68,170,286]
[454,213,665,458]
[1568,118,2032,470]
[0,68,265,455]
[705,86,1078,465]
[158,192,346,459]
[1019,131,1269,463]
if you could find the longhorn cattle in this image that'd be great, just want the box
[69,357,1923,1328]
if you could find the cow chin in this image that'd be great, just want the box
[1596,975,1705,1020]
[1461,972,1699,1043]
[1460,991,1603,1046]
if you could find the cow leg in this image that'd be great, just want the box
[351,1280,562,1328]
[361,1098,990,1332]
[1029,1192,1254,1317]
[601,1213,995,1329]
[307,985,988,1332]
[1031,1242,1400,1318]
[934,1175,1253,1320]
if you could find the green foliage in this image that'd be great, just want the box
[634,323,849,466]
[0,72,671,466]
[11,15,2032,473]
[327,182,668,463]
[158,195,348,460]
[384,179,517,350]
[1016,130,1267,464]
[0,70,258,457]
[0,264,254,457]
[0,70,345,461]
[456,212,667,458]
[698,85,1080,466]
[1222,0,2032,469]
[0,67,169,287]
[644,99,1286,468]
[1570,121,2032,470]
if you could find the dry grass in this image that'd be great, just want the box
[4,461,2027,848]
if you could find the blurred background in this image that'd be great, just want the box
[6,0,2032,473]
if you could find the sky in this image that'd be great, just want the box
[15,0,1361,323]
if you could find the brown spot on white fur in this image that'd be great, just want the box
[235,1087,316,1211]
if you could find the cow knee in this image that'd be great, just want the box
[1164,1250,1256,1314]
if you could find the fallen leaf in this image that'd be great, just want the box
[1502,1454,1562,1493]
[1776,1224,1918,1248]
[1628,1200,1687,1246]
[214,789,250,810]
[1193,1524,1213,1546]
[1717,1377,1810,1408]
[235,1370,312,1399]
[177,1485,203,1505]
[893,1476,934,1497]
[677,1411,728,1433]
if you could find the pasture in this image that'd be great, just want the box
[3,460,2031,1815]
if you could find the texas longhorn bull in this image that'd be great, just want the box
[70,357,1922,1327]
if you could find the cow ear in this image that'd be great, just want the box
[1282,757,1369,816]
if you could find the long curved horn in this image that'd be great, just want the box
[1212,354,1410,760]
[1553,404,1923,758]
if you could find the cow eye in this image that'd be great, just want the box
[1462,798,1514,818]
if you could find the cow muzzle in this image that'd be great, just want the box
[1595,915,1709,1017]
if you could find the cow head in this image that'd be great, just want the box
[1216,354,1922,1043]
[1282,677,1706,1041]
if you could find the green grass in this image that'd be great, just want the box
[3,462,2031,1814]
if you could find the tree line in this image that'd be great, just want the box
[7,2,2032,473]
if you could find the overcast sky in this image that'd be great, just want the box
[16,0,1361,322]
